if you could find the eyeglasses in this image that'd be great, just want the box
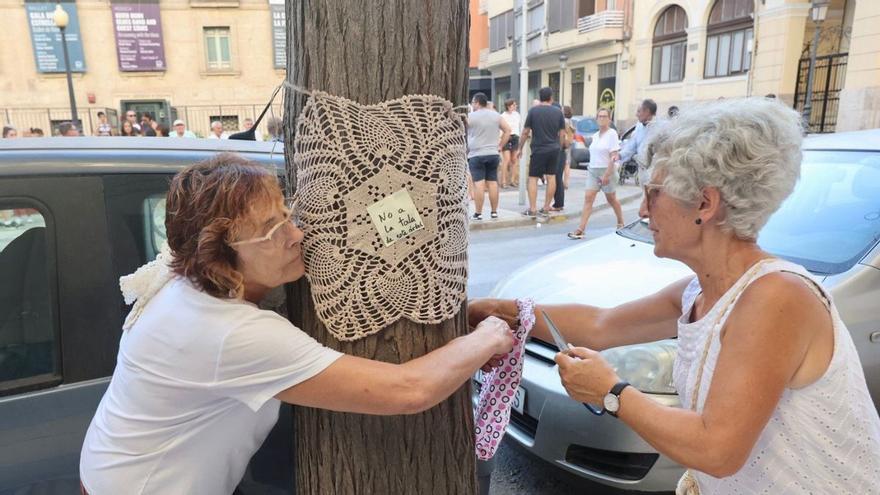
[643,182,664,211]
[228,197,298,247]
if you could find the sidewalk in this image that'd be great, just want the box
[468,168,643,231]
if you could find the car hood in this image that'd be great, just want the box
[488,232,694,306]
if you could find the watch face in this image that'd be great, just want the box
[604,393,620,413]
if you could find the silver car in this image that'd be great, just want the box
[485,129,880,492]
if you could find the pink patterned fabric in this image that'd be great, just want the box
[474,298,534,460]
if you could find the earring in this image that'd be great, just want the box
[695,218,702,225]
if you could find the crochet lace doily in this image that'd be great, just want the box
[294,91,469,341]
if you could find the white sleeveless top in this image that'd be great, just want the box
[674,259,880,494]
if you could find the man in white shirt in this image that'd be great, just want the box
[171,119,197,138]
[207,121,229,139]
[242,118,263,141]
[618,99,657,185]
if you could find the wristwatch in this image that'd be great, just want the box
[603,381,631,418]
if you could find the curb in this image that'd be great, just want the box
[468,190,643,232]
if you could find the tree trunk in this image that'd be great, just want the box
[282,1,475,494]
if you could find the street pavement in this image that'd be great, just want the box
[468,167,643,232]
[468,199,653,495]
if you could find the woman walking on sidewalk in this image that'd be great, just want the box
[568,107,625,239]
[500,99,522,188]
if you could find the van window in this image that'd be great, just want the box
[0,207,59,391]
[145,195,167,259]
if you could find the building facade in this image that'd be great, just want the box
[0,0,285,137]
[470,0,493,100]
[480,0,880,132]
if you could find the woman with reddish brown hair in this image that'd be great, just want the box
[79,153,513,494]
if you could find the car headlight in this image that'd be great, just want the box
[600,339,678,395]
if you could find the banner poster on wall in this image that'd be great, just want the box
[110,0,167,71]
[269,0,286,69]
[25,0,87,73]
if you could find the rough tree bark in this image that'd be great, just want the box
[282,1,475,494]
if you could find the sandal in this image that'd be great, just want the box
[567,229,584,240]
[550,206,564,212]
[616,223,624,229]
[521,209,537,218]
[490,211,498,219]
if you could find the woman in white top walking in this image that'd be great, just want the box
[567,107,625,239]
[470,98,880,494]
[500,99,522,188]
[79,154,514,494]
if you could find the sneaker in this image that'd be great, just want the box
[472,213,483,221]
[567,230,584,240]
[490,211,498,219]
[521,209,537,218]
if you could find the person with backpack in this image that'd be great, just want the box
[551,106,575,211]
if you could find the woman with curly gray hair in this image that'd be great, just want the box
[469,97,880,493]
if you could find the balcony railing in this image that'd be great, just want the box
[479,47,490,66]
[577,10,624,34]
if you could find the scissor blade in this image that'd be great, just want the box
[540,310,569,351]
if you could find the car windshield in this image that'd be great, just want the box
[576,118,599,134]
[619,150,880,275]
[758,150,880,274]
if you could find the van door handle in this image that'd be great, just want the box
[870,332,880,344]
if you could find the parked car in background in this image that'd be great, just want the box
[0,138,293,494]
[480,128,880,492]
[569,116,599,169]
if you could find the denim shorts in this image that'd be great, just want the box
[586,166,617,194]
[468,154,500,182]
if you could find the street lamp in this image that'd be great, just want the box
[558,54,568,106]
[508,35,519,107]
[53,3,79,133]
[802,0,829,131]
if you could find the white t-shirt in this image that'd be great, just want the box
[80,278,342,495]
[501,111,522,135]
[588,128,620,173]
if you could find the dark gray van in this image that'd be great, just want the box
[0,137,293,494]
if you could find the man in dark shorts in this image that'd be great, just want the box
[467,93,511,220]
[518,87,565,218]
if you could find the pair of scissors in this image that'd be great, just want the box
[540,310,605,416]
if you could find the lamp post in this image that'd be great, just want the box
[508,35,519,108]
[518,4,529,205]
[558,54,568,106]
[802,0,829,132]
[53,3,79,133]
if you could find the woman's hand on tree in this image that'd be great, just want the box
[475,316,515,354]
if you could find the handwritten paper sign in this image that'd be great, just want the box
[367,189,425,247]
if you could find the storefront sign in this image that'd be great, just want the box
[270,0,285,69]
[111,0,166,71]
[25,1,86,73]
